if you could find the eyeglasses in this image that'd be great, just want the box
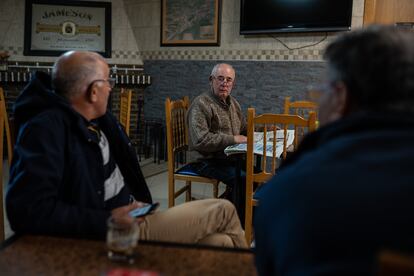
[90,78,116,89]
[213,75,234,84]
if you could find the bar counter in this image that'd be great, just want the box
[0,235,257,275]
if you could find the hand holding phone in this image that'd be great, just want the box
[128,202,159,218]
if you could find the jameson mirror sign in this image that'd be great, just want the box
[24,0,112,57]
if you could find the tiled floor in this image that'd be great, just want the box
[145,163,226,211]
[2,158,226,239]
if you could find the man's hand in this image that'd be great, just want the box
[234,135,247,144]
[111,201,145,226]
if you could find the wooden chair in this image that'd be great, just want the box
[0,87,14,242]
[284,96,318,118]
[245,107,317,243]
[284,96,319,137]
[0,88,13,166]
[165,97,220,208]
[377,250,414,276]
[119,88,132,136]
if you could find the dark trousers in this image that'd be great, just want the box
[192,158,246,225]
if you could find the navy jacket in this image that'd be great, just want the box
[6,71,152,240]
[254,111,414,276]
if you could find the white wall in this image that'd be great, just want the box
[0,0,365,63]
[127,0,365,61]
[0,0,143,64]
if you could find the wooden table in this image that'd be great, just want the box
[0,235,257,276]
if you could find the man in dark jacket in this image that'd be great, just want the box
[6,51,247,248]
[254,25,414,275]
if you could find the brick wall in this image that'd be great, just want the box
[143,60,327,120]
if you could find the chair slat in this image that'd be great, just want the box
[165,97,221,208]
[119,89,132,136]
[244,107,317,244]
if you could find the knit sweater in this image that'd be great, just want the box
[187,90,246,159]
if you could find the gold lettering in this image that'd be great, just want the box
[40,8,94,21]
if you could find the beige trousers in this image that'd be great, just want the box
[139,199,247,248]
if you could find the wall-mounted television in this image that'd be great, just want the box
[240,0,353,34]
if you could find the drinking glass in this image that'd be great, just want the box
[106,217,140,264]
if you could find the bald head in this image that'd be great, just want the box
[52,51,107,100]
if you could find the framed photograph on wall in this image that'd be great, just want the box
[161,0,221,46]
[24,0,112,57]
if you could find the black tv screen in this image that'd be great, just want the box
[240,0,353,34]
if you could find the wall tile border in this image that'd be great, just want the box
[1,45,325,62]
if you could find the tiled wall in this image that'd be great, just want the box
[128,0,364,120]
[0,0,366,124]
[127,0,365,61]
[0,0,365,62]
[0,0,143,64]
[144,60,326,120]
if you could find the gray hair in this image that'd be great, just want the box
[210,63,235,77]
[324,25,414,113]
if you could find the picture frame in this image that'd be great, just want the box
[161,0,221,46]
[24,0,112,57]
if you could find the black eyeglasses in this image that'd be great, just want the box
[213,75,234,84]
[89,78,116,89]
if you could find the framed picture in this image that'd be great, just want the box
[161,0,221,46]
[24,0,112,57]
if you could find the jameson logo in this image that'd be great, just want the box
[42,9,93,21]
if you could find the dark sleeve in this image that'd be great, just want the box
[254,177,279,276]
[254,164,323,276]
[6,117,110,240]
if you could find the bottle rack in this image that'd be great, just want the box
[0,62,151,86]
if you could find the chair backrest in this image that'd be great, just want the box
[0,86,14,242]
[0,90,5,243]
[165,96,190,171]
[0,88,13,166]
[378,250,414,276]
[245,107,317,243]
[119,88,132,136]
[284,96,318,118]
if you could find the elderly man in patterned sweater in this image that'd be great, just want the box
[187,63,247,222]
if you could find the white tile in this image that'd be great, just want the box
[352,16,364,28]
[144,164,229,212]
[112,28,128,51]
[113,6,129,29]
[125,2,160,28]
[352,0,365,17]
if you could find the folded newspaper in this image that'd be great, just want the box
[224,130,295,158]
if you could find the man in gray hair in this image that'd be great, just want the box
[255,25,414,275]
[188,63,247,222]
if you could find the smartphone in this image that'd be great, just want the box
[128,202,159,218]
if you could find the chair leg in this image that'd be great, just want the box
[168,176,175,208]
[245,201,253,244]
[185,181,191,202]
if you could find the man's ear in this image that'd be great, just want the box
[333,81,349,116]
[319,81,350,126]
[209,75,213,81]
[88,85,99,103]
